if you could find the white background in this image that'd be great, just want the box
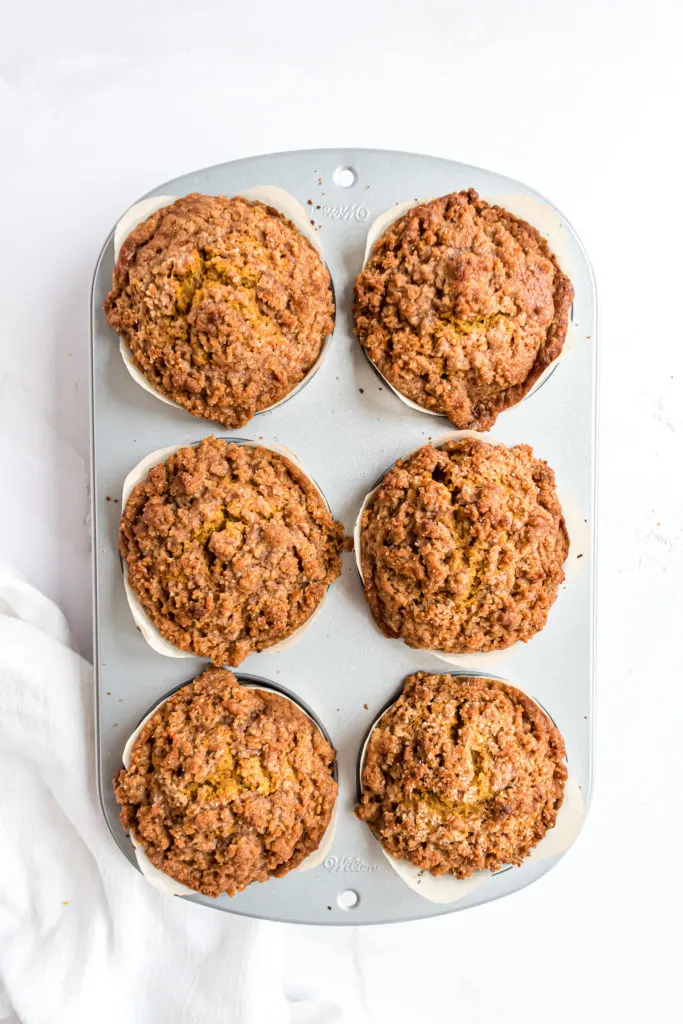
[1,1,682,1020]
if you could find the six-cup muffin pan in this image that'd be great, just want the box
[90,148,597,925]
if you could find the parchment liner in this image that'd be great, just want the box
[121,676,338,896]
[356,678,584,904]
[111,186,333,419]
[353,431,589,670]
[359,194,577,419]
[121,438,336,663]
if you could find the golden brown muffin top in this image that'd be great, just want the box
[120,437,347,666]
[354,189,573,429]
[359,438,568,653]
[356,672,567,877]
[115,667,337,897]
[105,193,334,428]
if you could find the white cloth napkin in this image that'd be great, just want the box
[0,566,295,1024]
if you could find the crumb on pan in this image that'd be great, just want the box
[115,666,337,897]
[119,437,348,665]
[354,189,573,429]
[360,437,568,653]
[105,193,334,428]
[356,672,567,877]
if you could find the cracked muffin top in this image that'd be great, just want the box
[356,672,567,877]
[120,437,347,666]
[359,437,568,654]
[115,666,337,897]
[105,193,334,428]
[354,189,573,429]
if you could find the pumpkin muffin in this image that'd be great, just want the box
[356,672,567,877]
[120,437,347,666]
[105,193,334,428]
[115,666,337,897]
[359,437,568,654]
[354,189,573,429]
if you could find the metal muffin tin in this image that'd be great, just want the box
[90,148,597,925]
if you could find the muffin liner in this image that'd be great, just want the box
[353,431,589,669]
[359,193,576,420]
[111,186,333,420]
[121,438,335,663]
[121,677,338,896]
[357,678,584,904]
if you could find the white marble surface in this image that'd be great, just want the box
[1,0,681,1020]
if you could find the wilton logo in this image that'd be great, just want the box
[323,856,379,873]
[319,203,370,223]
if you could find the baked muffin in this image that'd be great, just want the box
[356,672,567,877]
[115,667,337,897]
[354,189,573,429]
[120,437,347,665]
[359,437,568,653]
[105,193,334,428]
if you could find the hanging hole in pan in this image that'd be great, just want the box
[333,166,357,188]
[337,888,360,910]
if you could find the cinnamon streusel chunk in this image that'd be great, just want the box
[115,666,337,897]
[120,437,347,665]
[105,193,334,428]
[355,189,573,429]
[356,672,567,877]
[359,438,568,653]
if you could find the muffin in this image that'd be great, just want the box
[354,189,573,429]
[359,437,568,654]
[120,436,347,665]
[356,672,567,877]
[105,193,334,428]
[115,667,338,897]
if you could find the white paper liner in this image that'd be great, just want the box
[359,686,585,904]
[112,186,330,419]
[122,682,337,896]
[360,193,576,418]
[354,431,589,669]
[121,439,332,663]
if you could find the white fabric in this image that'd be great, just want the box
[0,566,293,1024]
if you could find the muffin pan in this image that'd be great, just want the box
[90,148,597,925]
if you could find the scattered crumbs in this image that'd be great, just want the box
[365,185,370,190]
[67,352,72,358]
[136,625,142,633]
[114,498,119,504]
[61,900,70,906]
[316,204,321,210]
[585,335,590,339]
[363,703,369,710]
[310,219,315,226]
[113,723,118,727]
[327,905,332,911]
[118,698,122,702]
[378,386,383,391]
[577,553,583,559]
[318,177,322,185]
[259,435,263,440]
[106,691,111,696]
[307,199,313,206]
[359,388,364,394]
[584,715,588,719]
[657,521,661,527]
[106,496,111,502]
[336,708,340,712]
